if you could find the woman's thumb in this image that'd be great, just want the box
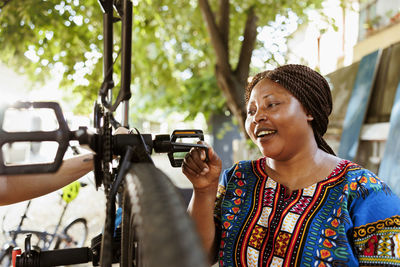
[206,145,220,165]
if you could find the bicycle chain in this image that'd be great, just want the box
[100,110,120,267]
[102,112,113,194]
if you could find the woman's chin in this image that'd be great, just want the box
[259,147,279,158]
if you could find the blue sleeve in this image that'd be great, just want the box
[219,164,237,189]
[348,169,400,265]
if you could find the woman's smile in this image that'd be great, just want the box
[255,128,277,141]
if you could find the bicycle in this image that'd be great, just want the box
[0,0,208,266]
[0,182,88,267]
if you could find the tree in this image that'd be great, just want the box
[0,0,326,134]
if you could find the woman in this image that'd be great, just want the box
[182,64,400,266]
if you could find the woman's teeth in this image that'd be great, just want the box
[257,130,275,137]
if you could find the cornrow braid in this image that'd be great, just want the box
[245,64,335,155]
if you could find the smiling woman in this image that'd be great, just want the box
[245,78,315,161]
[182,64,400,267]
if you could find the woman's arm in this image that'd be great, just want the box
[0,153,94,205]
[187,186,219,263]
[182,143,222,263]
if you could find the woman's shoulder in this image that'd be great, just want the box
[225,158,263,171]
[340,160,393,199]
[221,158,264,181]
[341,160,380,181]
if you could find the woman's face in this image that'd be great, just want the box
[245,78,314,160]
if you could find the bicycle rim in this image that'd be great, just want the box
[55,218,88,249]
[120,163,208,267]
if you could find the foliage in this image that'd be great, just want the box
[0,0,328,122]
[0,0,102,113]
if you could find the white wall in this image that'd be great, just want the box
[287,0,359,74]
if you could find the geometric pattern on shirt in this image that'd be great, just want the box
[270,256,284,266]
[354,215,400,266]
[265,177,277,189]
[216,159,400,267]
[244,159,349,266]
[232,159,326,266]
[274,231,291,257]
[258,207,272,228]
[281,212,300,233]
[249,225,267,249]
[302,183,317,197]
[246,246,259,267]
[263,187,275,207]
[290,196,312,214]
[218,161,260,267]
[307,174,351,267]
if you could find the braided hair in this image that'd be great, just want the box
[245,64,335,155]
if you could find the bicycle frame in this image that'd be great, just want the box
[0,1,208,266]
[1,193,88,260]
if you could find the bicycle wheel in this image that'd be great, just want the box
[54,218,88,249]
[120,162,208,267]
[0,246,12,267]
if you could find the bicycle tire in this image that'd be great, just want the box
[120,162,208,267]
[54,218,88,249]
[0,246,12,267]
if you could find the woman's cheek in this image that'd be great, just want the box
[245,118,253,136]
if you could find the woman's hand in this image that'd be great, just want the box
[182,141,222,192]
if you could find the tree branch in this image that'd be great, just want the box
[235,7,258,84]
[218,0,229,51]
[0,0,13,9]
[198,0,230,73]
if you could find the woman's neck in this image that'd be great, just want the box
[264,148,340,193]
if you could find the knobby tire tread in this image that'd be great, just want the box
[122,163,208,267]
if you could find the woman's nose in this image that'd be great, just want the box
[253,109,267,123]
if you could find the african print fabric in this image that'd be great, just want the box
[214,158,400,266]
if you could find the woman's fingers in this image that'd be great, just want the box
[182,162,201,177]
[184,147,208,174]
[182,142,222,191]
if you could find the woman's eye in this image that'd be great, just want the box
[247,110,255,115]
[268,102,279,108]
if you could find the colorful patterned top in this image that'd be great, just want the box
[214,158,400,266]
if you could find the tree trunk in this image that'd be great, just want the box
[215,65,247,134]
[198,0,258,135]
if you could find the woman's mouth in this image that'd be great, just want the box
[256,130,276,138]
